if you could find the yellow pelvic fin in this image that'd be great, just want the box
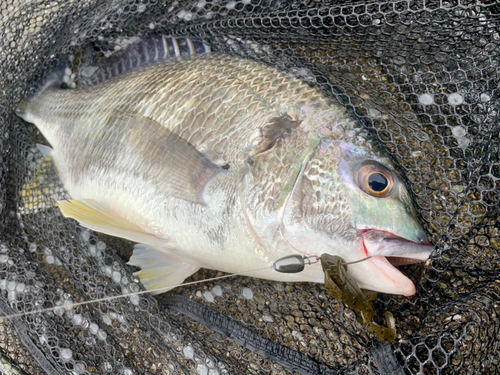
[128,244,199,294]
[57,199,173,247]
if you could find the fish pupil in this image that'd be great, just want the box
[368,173,388,192]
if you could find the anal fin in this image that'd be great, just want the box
[58,199,174,247]
[128,244,199,294]
[36,144,53,160]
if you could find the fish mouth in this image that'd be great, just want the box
[357,230,434,296]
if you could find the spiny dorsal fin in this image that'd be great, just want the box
[79,35,211,88]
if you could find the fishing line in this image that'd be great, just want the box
[0,266,270,320]
[342,256,374,265]
[0,254,376,320]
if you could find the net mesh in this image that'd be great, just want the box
[1,0,499,374]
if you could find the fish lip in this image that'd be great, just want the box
[366,256,417,296]
[357,229,434,296]
[361,229,434,264]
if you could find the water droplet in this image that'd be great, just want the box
[60,348,72,360]
[75,362,87,374]
[196,364,208,375]
[262,314,274,322]
[102,314,112,325]
[103,362,113,372]
[15,283,25,293]
[183,345,194,359]
[448,93,464,106]
[451,126,466,137]
[89,323,99,335]
[451,126,470,149]
[112,271,121,283]
[211,285,222,296]
[203,291,214,303]
[97,329,107,341]
[367,108,381,119]
[418,93,434,105]
[73,314,83,326]
[64,300,73,310]
[129,295,139,305]
[7,281,16,291]
[241,287,254,299]
[81,230,90,242]
[104,266,113,277]
[480,93,491,102]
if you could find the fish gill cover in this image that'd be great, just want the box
[0,0,499,374]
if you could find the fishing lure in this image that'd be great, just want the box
[274,253,396,342]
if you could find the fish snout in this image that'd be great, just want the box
[362,230,434,264]
[347,230,434,296]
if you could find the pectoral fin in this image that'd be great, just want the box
[128,244,199,294]
[116,112,226,204]
[58,199,173,246]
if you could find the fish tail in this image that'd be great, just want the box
[16,63,66,118]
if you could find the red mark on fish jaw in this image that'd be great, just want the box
[362,238,369,258]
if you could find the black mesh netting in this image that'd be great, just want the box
[1,0,499,374]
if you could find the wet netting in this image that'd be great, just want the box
[0,0,499,374]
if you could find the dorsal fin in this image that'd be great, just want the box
[79,35,212,88]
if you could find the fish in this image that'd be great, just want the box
[16,35,433,297]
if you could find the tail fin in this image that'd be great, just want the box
[16,63,66,118]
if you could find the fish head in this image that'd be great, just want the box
[280,133,433,296]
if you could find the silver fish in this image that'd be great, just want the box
[17,44,433,296]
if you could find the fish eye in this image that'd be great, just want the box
[355,162,396,198]
[368,172,388,192]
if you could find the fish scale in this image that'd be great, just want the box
[17,47,433,296]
